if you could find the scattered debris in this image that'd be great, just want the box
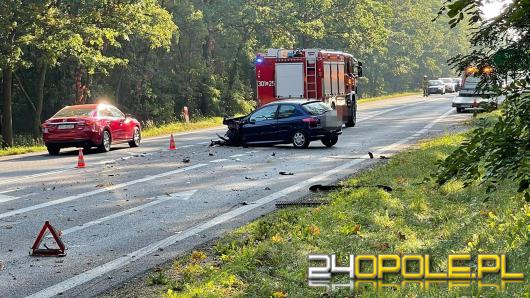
[121,156,132,161]
[244,176,257,180]
[272,152,276,157]
[240,201,250,205]
[43,186,56,191]
[208,152,214,156]
[0,261,4,271]
[276,199,328,208]
[279,171,294,176]
[309,184,393,192]
[380,155,390,160]
[264,187,271,190]
[3,225,13,230]
[182,158,190,163]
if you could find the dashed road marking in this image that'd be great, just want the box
[229,154,247,158]
[0,194,18,204]
[0,164,207,220]
[50,190,197,237]
[210,159,228,163]
[196,141,211,145]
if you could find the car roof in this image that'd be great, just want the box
[63,104,111,110]
[263,100,321,106]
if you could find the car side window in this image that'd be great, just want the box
[249,105,278,122]
[277,105,297,119]
[99,108,114,118]
[110,107,125,118]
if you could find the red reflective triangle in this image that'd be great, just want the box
[31,221,66,257]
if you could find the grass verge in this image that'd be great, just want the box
[0,117,224,157]
[147,128,529,297]
[359,91,421,103]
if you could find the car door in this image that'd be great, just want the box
[99,107,122,141]
[109,106,128,139]
[242,105,279,144]
[276,104,300,142]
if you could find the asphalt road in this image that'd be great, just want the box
[0,94,468,298]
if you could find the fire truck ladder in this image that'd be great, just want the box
[306,52,318,99]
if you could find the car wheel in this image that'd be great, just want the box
[321,136,338,148]
[345,99,357,128]
[98,130,111,152]
[128,127,141,147]
[47,145,60,156]
[292,130,310,149]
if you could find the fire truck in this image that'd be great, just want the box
[255,48,363,127]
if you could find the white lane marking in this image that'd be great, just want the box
[196,141,211,145]
[0,169,70,186]
[0,194,18,203]
[179,145,195,148]
[229,154,247,158]
[50,190,197,237]
[26,109,454,298]
[0,164,206,220]
[95,160,116,165]
[0,188,23,194]
[210,159,228,163]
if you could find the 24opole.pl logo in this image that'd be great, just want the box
[308,254,525,291]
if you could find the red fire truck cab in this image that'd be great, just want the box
[256,48,363,127]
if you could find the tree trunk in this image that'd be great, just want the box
[2,68,13,147]
[34,61,47,140]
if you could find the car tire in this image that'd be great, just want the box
[98,130,111,152]
[321,136,338,148]
[128,126,141,147]
[292,130,310,149]
[47,145,60,156]
[345,98,357,128]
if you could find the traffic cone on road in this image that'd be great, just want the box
[169,134,176,151]
[76,149,86,168]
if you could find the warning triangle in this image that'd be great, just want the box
[31,221,66,257]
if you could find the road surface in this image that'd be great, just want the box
[0,94,468,297]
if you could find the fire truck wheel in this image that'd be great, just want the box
[321,135,338,148]
[292,130,310,149]
[345,101,357,127]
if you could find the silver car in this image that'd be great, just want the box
[439,78,456,93]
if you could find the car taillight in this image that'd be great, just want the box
[303,117,320,128]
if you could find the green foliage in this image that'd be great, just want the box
[2,0,469,141]
[436,0,530,193]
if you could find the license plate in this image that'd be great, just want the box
[461,105,472,108]
[58,124,74,129]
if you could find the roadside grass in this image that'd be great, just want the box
[0,117,224,157]
[359,91,421,103]
[141,117,223,138]
[152,128,529,297]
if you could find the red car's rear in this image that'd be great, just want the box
[42,104,141,155]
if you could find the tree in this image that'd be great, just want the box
[435,0,530,197]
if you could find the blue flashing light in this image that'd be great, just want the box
[256,57,264,63]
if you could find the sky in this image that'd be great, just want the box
[480,0,512,19]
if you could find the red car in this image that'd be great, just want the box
[42,104,141,155]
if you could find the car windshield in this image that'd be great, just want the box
[53,107,95,118]
[302,102,332,115]
[452,78,461,83]
[441,78,452,83]
[429,80,441,86]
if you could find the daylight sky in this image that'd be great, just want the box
[481,0,512,19]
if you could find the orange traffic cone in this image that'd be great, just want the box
[76,149,86,168]
[169,134,176,150]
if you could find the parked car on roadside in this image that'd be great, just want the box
[223,100,342,148]
[439,78,456,93]
[42,104,141,155]
[427,80,446,95]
